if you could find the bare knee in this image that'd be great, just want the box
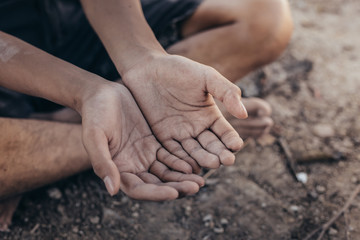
[238,0,294,64]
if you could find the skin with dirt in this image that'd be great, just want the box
[1,0,360,239]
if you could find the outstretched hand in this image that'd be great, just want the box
[122,54,248,173]
[80,83,204,200]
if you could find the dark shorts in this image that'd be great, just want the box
[0,0,203,118]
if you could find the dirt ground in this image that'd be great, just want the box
[1,0,360,239]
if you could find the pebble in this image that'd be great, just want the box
[220,218,229,226]
[329,228,338,235]
[296,172,308,184]
[72,226,79,233]
[213,227,224,234]
[202,214,213,222]
[184,206,192,217]
[89,216,100,224]
[290,205,300,212]
[132,212,139,218]
[316,185,326,193]
[47,188,62,199]
[312,124,335,138]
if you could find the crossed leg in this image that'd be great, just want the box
[168,0,293,138]
[0,118,90,231]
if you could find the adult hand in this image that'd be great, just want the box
[122,54,248,173]
[80,82,204,200]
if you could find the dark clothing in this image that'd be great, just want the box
[0,0,202,118]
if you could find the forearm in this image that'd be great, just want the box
[0,31,108,113]
[80,0,167,76]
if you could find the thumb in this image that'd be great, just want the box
[205,70,248,119]
[82,128,121,196]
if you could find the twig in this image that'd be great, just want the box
[203,169,217,180]
[278,137,298,182]
[344,210,351,240]
[30,223,40,234]
[304,185,360,240]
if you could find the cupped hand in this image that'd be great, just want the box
[122,54,248,173]
[80,82,204,200]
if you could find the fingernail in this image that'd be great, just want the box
[103,176,115,196]
[240,101,248,118]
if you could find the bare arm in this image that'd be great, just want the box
[80,0,248,170]
[79,0,166,75]
[0,31,105,112]
[0,31,202,200]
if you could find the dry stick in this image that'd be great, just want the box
[344,210,351,240]
[278,137,299,182]
[203,138,252,181]
[304,185,360,240]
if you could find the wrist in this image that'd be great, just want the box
[74,75,116,115]
[116,47,168,77]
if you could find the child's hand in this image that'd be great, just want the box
[122,54,248,172]
[81,83,204,199]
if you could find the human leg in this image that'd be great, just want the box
[0,118,90,231]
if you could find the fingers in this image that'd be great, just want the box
[181,137,220,169]
[205,69,248,119]
[241,97,272,117]
[150,161,205,187]
[197,130,235,166]
[120,172,178,201]
[138,171,200,196]
[162,140,201,173]
[82,128,120,196]
[210,117,244,152]
[156,148,193,174]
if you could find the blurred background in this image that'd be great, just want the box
[1,0,360,239]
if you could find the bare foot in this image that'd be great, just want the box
[0,196,21,232]
[216,98,273,139]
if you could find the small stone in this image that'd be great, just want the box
[214,227,224,234]
[290,205,300,212]
[329,228,338,235]
[72,226,79,233]
[184,206,192,217]
[261,202,267,208]
[47,188,62,200]
[202,214,213,222]
[296,172,308,184]
[220,218,229,226]
[132,212,139,218]
[316,185,326,193]
[89,216,100,224]
[312,124,335,138]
